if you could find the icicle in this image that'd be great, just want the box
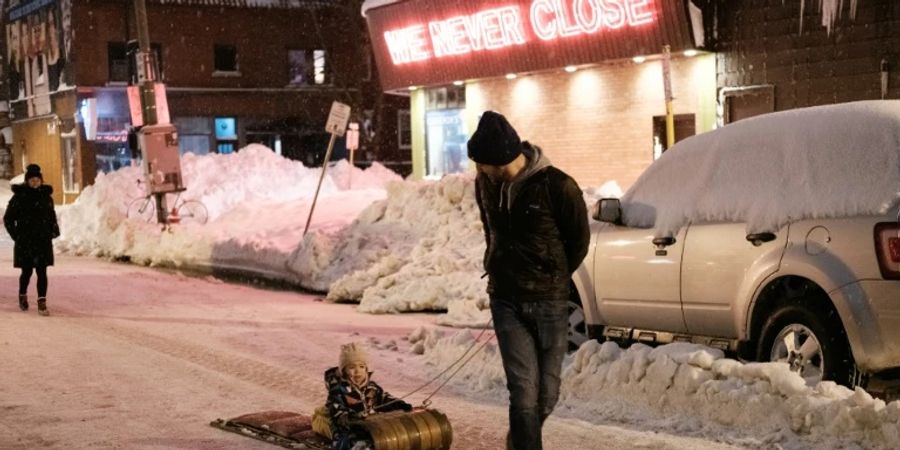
[799,0,806,34]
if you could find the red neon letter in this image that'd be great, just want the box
[499,6,527,45]
[574,0,602,34]
[531,0,558,41]
[429,16,472,57]
[384,29,410,64]
[554,0,582,37]
[627,0,654,26]
[463,14,484,51]
[600,0,627,29]
[479,10,507,49]
[406,25,432,61]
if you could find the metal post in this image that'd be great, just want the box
[662,45,675,149]
[303,133,338,236]
[133,0,167,224]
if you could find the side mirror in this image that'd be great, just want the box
[593,198,622,224]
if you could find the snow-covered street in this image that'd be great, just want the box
[0,239,745,450]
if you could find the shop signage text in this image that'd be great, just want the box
[384,0,656,65]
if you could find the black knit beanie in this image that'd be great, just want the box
[25,164,43,181]
[467,111,522,166]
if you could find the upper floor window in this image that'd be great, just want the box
[108,42,163,83]
[287,49,329,86]
[214,45,238,73]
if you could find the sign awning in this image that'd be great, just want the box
[363,0,704,92]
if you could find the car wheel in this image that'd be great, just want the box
[757,304,854,386]
[567,295,589,353]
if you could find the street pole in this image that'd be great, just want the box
[303,133,338,236]
[662,45,675,150]
[133,0,167,224]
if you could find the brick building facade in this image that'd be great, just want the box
[363,0,898,190]
[715,0,900,122]
[3,0,410,203]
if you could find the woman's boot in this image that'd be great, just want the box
[37,298,48,316]
[18,294,28,311]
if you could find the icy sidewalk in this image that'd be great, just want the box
[410,327,900,450]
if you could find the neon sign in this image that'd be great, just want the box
[384,0,656,65]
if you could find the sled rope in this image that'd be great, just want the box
[379,321,494,410]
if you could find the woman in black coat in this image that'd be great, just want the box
[4,164,60,315]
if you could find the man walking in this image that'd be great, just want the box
[468,111,590,450]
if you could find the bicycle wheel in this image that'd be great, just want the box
[176,200,209,225]
[126,197,156,223]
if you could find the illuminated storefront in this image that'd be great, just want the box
[363,0,718,188]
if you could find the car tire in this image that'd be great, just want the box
[567,292,589,353]
[757,303,855,386]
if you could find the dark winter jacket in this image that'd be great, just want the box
[4,184,60,268]
[475,143,590,301]
[324,366,411,428]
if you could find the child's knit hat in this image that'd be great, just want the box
[339,342,369,372]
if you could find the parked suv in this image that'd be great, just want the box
[570,101,900,391]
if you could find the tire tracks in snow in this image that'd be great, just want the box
[63,314,323,403]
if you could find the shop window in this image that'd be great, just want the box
[398,110,411,150]
[61,136,78,193]
[425,109,468,178]
[214,45,238,73]
[215,117,238,154]
[426,86,465,110]
[652,114,696,160]
[174,116,212,155]
[288,49,329,85]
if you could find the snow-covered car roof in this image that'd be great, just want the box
[621,100,900,235]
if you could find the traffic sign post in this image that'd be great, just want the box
[304,101,351,236]
[346,122,360,189]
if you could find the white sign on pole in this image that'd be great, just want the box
[325,101,351,137]
[127,86,144,127]
[154,83,171,125]
[346,122,359,151]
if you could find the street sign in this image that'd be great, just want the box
[325,101,351,137]
[346,122,359,151]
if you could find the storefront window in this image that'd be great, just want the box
[425,108,468,178]
[215,116,238,154]
[174,116,212,155]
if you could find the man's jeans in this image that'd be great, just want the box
[490,296,569,450]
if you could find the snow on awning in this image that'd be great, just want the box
[622,101,900,235]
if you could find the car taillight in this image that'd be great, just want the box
[875,223,900,279]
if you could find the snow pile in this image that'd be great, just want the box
[623,101,900,236]
[411,328,900,449]
[56,145,399,274]
[289,174,621,326]
[289,174,490,327]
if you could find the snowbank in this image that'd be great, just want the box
[0,182,11,215]
[410,328,900,450]
[56,145,400,275]
[623,101,900,236]
[293,175,622,327]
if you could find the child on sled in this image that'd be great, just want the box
[312,342,413,450]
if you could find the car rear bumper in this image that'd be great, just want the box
[832,280,900,373]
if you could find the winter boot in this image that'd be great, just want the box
[18,294,28,311]
[37,298,48,316]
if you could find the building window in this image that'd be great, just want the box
[426,86,465,110]
[61,136,78,193]
[108,42,163,83]
[215,117,238,154]
[174,117,212,155]
[214,45,238,73]
[287,49,329,85]
[108,43,129,83]
[398,110,411,150]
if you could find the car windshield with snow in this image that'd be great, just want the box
[572,100,900,393]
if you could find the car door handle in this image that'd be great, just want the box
[652,237,676,248]
[746,232,776,246]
